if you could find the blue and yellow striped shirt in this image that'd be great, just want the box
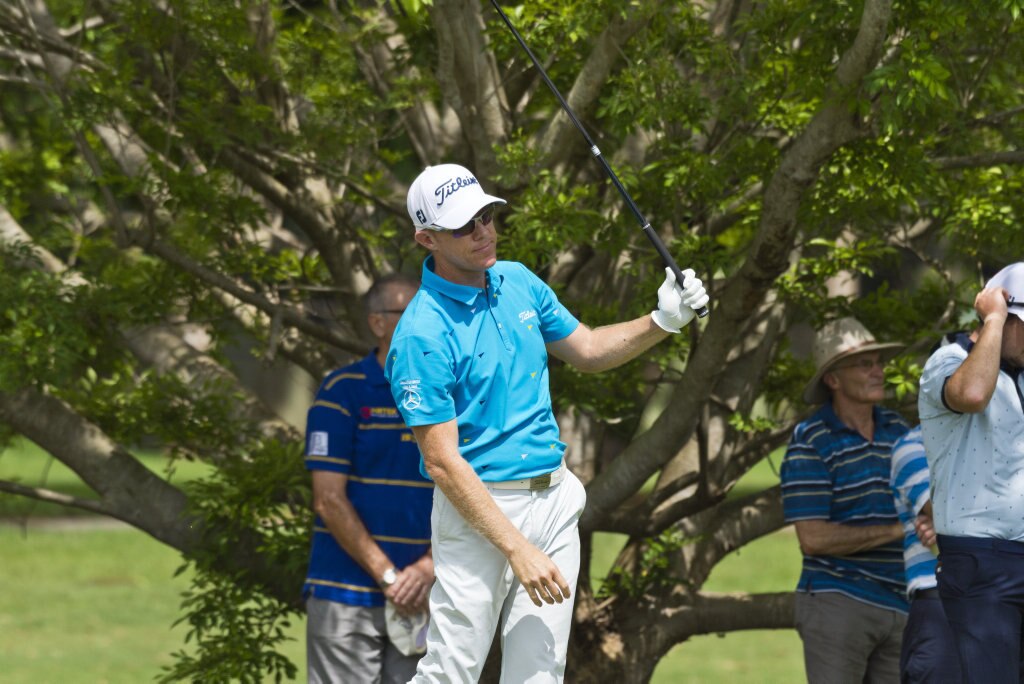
[303,353,433,607]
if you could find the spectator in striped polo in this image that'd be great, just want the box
[302,274,434,684]
[781,317,910,683]
[890,424,961,683]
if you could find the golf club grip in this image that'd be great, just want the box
[489,0,709,319]
[642,225,711,319]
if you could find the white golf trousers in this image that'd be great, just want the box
[411,469,587,684]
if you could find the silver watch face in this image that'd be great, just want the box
[381,568,398,586]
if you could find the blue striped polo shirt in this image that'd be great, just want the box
[302,353,433,607]
[890,425,938,596]
[385,258,580,482]
[781,401,910,613]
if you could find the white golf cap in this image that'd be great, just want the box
[986,261,1024,322]
[407,164,506,232]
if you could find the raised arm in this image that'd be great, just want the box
[944,287,1009,413]
[546,316,669,373]
[546,267,708,373]
[412,419,570,607]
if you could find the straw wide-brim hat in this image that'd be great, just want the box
[802,317,904,404]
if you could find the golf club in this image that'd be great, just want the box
[488,0,710,319]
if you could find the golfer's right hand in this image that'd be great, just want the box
[508,542,571,607]
[976,286,1009,324]
[651,267,709,333]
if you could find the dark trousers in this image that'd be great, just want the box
[936,535,1024,684]
[900,589,962,683]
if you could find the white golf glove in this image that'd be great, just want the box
[650,267,709,334]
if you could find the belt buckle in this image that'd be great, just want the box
[529,473,551,491]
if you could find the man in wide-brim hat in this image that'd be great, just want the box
[781,317,911,683]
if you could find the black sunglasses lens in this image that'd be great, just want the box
[453,220,476,237]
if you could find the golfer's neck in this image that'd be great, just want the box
[432,257,487,289]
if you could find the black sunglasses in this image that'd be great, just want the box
[448,206,495,238]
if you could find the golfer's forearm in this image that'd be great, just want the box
[412,421,529,557]
[552,316,669,373]
[794,519,903,556]
[427,450,526,556]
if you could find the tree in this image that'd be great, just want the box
[1,0,1022,681]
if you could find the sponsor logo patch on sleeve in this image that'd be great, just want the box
[400,379,422,411]
[309,431,329,456]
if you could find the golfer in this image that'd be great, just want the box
[385,163,709,682]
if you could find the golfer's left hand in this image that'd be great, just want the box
[651,267,709,333]
[508,541,571,607]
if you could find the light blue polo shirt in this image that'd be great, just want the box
[919,333,1024,540]
[385,257,580,482]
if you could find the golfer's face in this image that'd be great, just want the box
[429,216,499,279]
[1003,315,1024,367]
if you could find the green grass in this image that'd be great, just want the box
[0,525,307,684]
[0,440,800,682]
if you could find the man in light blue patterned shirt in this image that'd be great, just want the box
[919,262,1024,683]
[890,424,961,682]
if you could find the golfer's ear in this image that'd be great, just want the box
[414,230,438,251]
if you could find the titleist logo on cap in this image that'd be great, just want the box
[433,176,479,207]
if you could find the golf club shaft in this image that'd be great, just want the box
[489,0,709,318]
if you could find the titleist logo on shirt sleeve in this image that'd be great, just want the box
[433,176,479,206]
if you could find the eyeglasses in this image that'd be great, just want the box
[833,357,886,372]
[431,206,495,239]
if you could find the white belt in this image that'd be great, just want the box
[485,464,566,491]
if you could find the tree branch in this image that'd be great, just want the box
[539,8,648,169]
[431,0,510,179]
[0,387,203,550]
[669,591,794,637]
[138,232,369,356]
[677,486,785,589]
[0,478,112,516]
[933,150,1024,170]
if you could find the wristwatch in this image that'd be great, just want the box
[379,567,398,588]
